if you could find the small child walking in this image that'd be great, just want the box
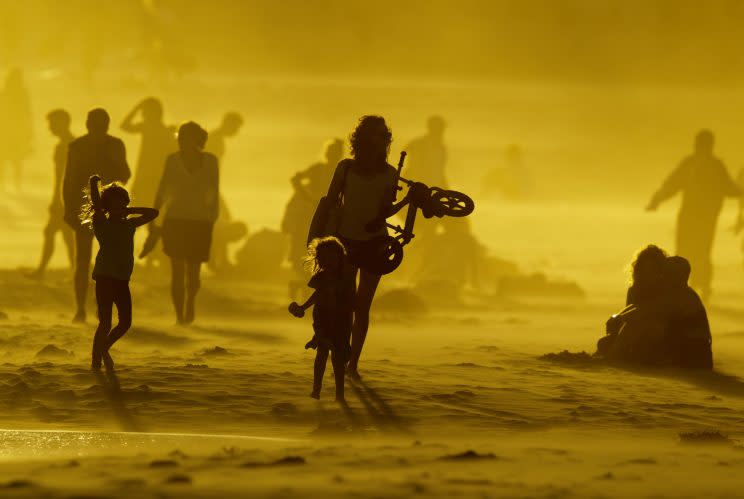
[289,237,354,401]
[81,175,159,370]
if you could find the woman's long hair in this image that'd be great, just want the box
[349,115,392,166]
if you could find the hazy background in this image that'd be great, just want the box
[4,7,744,496]
[3,0,744,296]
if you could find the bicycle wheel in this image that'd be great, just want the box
[367,237,404,275]
[431,189,475,217]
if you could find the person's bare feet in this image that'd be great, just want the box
[310,390,320,399]
[72,311,87,324]
[102,351,115,372]
[24,269,43,281]
[346,368,361,381]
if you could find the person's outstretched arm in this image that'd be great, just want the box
[299,291,317,311]
[120,101,144,133]
[289,291,317,317]
[646,161,688,211]
[718,161,742,198]
[89,175,102,211]
[291,167,311,191]
[89,175,107,229]
[127,207,159,227]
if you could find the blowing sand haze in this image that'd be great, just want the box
[3,1,744,498]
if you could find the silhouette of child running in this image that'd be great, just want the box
[82,175,158,370]
[289,237,354,401]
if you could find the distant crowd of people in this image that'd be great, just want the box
[7,63,741,403]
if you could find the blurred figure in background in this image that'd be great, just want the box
[27,109,75,279]
[121,97,176,206]
[153,122,219,324]
[404,116,449,245]
[647,129,740,302]
[207,112,243,160]
[0,68,32,191]
[482,144,531,200]
[282,138,344,300]
[413,218,486,294]
[206,112,245,274]
[404,115,448,188]
[63,108,131,323]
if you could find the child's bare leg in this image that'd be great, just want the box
[331,350,346,401]
[93,280,114,370]
[184,262,201,324]
[102,282,132,371]
[170,258,186,323]
[312,347,329,399]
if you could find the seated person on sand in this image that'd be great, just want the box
[598,245,668,365]
[597,246,712,369]
[662,256,712,369]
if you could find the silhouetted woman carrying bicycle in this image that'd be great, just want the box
[323,116,404,379]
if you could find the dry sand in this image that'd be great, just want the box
[3,72,744,497]
[0,245,744,498]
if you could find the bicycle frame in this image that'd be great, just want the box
[386,151,419,246]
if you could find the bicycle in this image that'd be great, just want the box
[366,151,475,275]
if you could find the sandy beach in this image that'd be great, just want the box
[4,13,744,493]
[0,223,744,499]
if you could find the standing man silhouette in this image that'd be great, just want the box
[28,109,75,279]
[404,116,448,244]
[647,129,740,302]
[405,115,448,188]
[63,108,130,322]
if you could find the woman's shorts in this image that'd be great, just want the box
[339,236,389,275]
[162,218,214,263]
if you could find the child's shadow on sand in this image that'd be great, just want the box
[313,378,410,434]
[95,370,145,433]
